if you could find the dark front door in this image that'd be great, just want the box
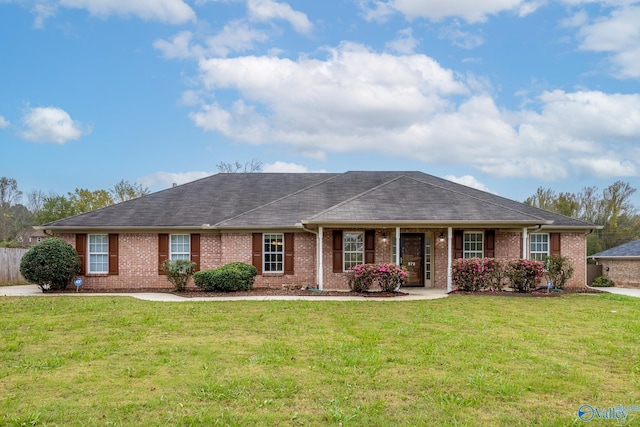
[401,234,424,287]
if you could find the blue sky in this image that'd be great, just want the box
[1,0,640,206]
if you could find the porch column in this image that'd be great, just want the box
[318,226,324,290]
[395,227,400,265]
[447,227,453,292]
[522,227,528,259]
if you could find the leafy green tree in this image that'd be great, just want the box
[110,180,149,203]
[34,195,77,224]
[67,188,113,213]
[0,177,24,242]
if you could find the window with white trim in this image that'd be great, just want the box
[170,234,190,260]
[88,234,109,273]
[263,233,284,273]
[344,232,364,270]
[530,233,549,261]
[464,232,483,258]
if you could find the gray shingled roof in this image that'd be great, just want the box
[591,240,640,258]
[42,171,596,230]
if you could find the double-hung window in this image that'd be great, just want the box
[463,232,484,258]
[344,232,364,270]
[530,233,549,261]
[170,234,190,260]
[263,233,284,273]
[88,234,109,273]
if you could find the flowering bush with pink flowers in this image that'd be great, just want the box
[347,263,408,292]
[505,258,545,293]
[452,257,543,293]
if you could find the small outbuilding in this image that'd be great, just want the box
[590,239,640,288]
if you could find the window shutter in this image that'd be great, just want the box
[252,233,263,275]
[333,230,343,273]
[365,230,375,264]
[284,233,294,275]
[158,234,169,275]
[550,233,561,256]
[190,234,201,271]
[108,234,119,275]
[76,234,86,275]
[484,230,495,258]
[453,230,463,259]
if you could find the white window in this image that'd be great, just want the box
[170,234,190,260]
[263,233,284,273]
[464,232,483,258]
[344,232,364,270]
[530,233,549,261]
[89,234,109,273]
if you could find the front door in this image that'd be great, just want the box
[401,234,424,287]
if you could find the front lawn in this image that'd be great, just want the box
[1,294,639,426]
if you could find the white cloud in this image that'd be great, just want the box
[247,0,312,34]
[263,161,310,173]
[183,42,640,181]
[575,6,640,78]
[57,0,195,24]
[444,175,496,193]
[154,22,269,60]
[0,116,10,128]
[386,28,419,54]
[19,106,91,144]
[439,21,485,49]
[137,171,212,190]
[360,0,530,23]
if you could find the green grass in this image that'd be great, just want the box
[1,294,639,426]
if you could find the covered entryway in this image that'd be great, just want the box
[400,233,433,287]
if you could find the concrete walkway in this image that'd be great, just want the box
[588,286,640,298]
[0,284,449,302]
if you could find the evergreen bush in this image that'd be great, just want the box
[591,275,614,287]
[543,255,574,289]
[193,262,257,292]
[19,238,81,292]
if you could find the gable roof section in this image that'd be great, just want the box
[41,171,596,230]
[43,173,337,228]
[591,239,640,258]
[303,175,552,225]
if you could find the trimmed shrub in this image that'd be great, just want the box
[19,238,81,292]
[505,258,545,293]
[543,255,574,289]
[161,259,196,292]
[591,275,614,287]
[194,262,257,292]
[347,264,375,292]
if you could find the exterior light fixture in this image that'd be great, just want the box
[439,232,445,242]
[382,232,388,242]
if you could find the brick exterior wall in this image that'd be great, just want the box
[54,228,588,291]
[598,259,640,288]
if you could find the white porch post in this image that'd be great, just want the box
[447,227,453,292]
[522,227,528,259]
[395,227,401,265]
[318,226,324,290]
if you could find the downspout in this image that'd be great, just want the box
[395,227,400,265]
[447,227,453,292]
[301,224,322,290]
[522,227,528,259]
[317,227,323,290]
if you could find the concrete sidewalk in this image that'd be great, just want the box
[588,286,640,298]
[0,284,449,302]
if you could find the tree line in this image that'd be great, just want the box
[524,181,639,255]
[0,177,149,247]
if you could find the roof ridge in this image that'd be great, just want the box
[305,175,408,221]
[214,173,342,226]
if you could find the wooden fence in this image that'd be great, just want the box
[0,248,28,283]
